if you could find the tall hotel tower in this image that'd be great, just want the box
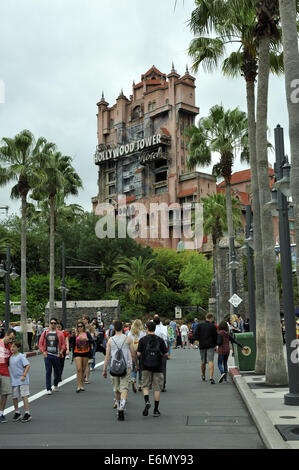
[92,65,216,250]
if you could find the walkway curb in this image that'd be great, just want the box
[230,370,290,449]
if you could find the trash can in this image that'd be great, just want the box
[15,331,23,353]
[233,332,256,371]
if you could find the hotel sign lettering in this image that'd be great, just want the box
[95,133,167,164]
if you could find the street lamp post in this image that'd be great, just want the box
[274,124,299,406]
[0,246,19,331]
[60,242,67,328]
[245,205,256,338]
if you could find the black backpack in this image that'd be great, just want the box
[110,338,127,377]
[143,335,163,371]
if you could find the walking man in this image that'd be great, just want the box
[192,313,217,384]
[153,315,169,392]
[137,321,168,417]
[0,328,16,422]
[39,317,66,394]
[102,320,138,421]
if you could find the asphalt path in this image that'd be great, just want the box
[0,347,264,449]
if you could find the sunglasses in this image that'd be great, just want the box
[77,325,84,328]
[50,322,57,325]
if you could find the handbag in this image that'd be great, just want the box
[216,333,223,346]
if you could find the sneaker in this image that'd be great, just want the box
[153,409,161,417]
[202,376,206,381]
[21,413,32,423]
[210,378,215,384]
[142,402,151,417]
[161,387,166,392]
[118,409,124,421]
[138,385,142,392]
[47,390,52,395]
[12,412,22,422]
[0,414,7,423]
[219,373,226,383]
[53,386,59,392]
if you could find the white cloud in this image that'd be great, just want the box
[0,0,291,220]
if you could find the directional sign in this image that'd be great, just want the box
[229,294,243,308]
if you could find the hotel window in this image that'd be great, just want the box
[132,105,141,120]
[109,185,116,195]
[108,172,115,182]
[155,171,167,183]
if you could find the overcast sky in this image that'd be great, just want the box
[0,0,291,221]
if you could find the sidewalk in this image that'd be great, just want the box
[228,356,299,449]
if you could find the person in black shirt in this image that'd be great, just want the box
[137,321,168,417]
[192,313,217,384]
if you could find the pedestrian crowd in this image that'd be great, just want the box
[0,312,249,423]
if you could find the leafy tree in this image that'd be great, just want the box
[179,252,213,309]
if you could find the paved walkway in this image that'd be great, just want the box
[0,347,264,449]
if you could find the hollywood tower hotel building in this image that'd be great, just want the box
[92,65,216,250]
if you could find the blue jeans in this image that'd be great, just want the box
[131,357,142,383]
[218,354,229,375]
[44,355,61,390]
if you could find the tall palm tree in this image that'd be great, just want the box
[185,104,248,311]
[0,130,46,349]
[278,0,299,292]
[202,192,243,321]
[188,0,284,374]
[111,256,167,305]
[31,151,83,316]
[254,0,288,384]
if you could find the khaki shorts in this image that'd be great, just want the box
[142,370,164,392]
[12,385,30,399]
[111,367,132,393]
[0,375,12,396]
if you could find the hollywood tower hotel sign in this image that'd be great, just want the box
[92,65,217,249]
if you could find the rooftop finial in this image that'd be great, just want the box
[186,64,189,74]
[171,61,175,72]
[101,91,104,100]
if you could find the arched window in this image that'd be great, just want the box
[132,105,141,120]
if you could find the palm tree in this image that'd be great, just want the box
[31,151,83,316]
[188,0,284,374]
[254,0,288,384]
[185,104,248,311]
[201,192,243,321]
[111,256,167,305]
[0,130,46,349]
[278,0,299,292]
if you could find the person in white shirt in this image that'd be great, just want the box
[180,322,189,349]
[153,315,169,392]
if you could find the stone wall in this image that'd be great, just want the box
[45,300,120,330]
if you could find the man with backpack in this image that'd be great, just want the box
[153,315,169,392]
[137,321,168,417]
[102,320,138,421]
[38,317,66,394]
[192,313,218,384]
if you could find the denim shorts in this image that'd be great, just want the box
[200,347,215,364]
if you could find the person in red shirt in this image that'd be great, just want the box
[0,328,16,423]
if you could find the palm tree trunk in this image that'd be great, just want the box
[279,0,299,293]
[21,194,28,351]
[49,195,55,317]
[246,79,266,374]
[225,181,234,315]
[256,35,288,385]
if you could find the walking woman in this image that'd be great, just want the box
[217,320,248,383]
[72,322,94,392]
[128,319,145,392]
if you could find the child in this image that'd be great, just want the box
[9,340,31,422]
